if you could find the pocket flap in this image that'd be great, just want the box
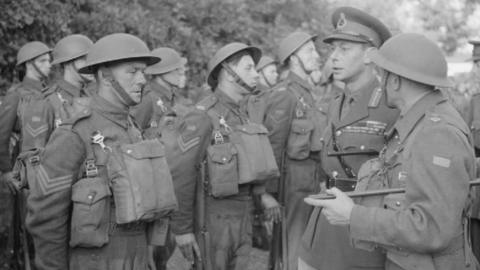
[207,143,237,164]
[121,139,165,159]
[72,177,111,204]
[291,119,314,134]
[235,123,268,135]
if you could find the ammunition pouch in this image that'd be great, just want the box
[206,142,239,197]
[108,139,178,224]
[230,123,279,184]
[70,176,111,248]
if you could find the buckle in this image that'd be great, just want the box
[213,131,224,144]
[29,155,40,165]
[85,159,98,177]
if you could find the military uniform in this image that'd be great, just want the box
[20,79,91,151]
[298,77,398,270]
[25,95,167,270]
[194,90,268,270]
[0,77,45,172]
[350,90,475,270]
[131,80,193,137]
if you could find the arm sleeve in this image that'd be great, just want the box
[0,93,20,172]
[350,124,474,253]
[26,127,86,270]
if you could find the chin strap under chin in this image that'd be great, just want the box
[294,53,313,75]
[32,62,49,84]
[221,63,256,93]
[102,68,137,106]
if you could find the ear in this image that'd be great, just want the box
[98,67,112,87]
[389,73,401,92]
[363,47,376,64]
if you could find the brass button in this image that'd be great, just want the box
[360,145,365,150]
[395,201,401,206]
[222,157,227,162]
[332,171,339,178]
[88,195,93,200]
[336,130,342,136]
[127,149,132,154]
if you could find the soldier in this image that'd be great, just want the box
[24,33,174,270]
[256,56,278,92]
[132,47,193,138]
[20,34,94,151]
[259,30,323,270]
[0,41,51,179]
[297,7,399,270]
[467,40,480,263]
[305,33,476,270]
[0,41,51,269]
[185,42,280,270]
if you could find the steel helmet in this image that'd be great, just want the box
[16,41,51,66]
[277,32,317,64]
[367,33,452,88]
[79,33,160,74]
[51,34,93,65]
[256,56,276,71]
[207,42,261,88]
[145,47,187,75]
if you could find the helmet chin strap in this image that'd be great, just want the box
[102,68,137,106]
[221,63,256,93]
[32,61,49,82]
[293,53,313,75]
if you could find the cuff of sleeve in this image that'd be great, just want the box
[147,218,169,246]
[350,204,376,241]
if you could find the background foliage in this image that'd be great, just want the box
[1,0,480,93]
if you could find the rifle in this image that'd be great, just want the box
[307,179,480,200]
[195,161,211,270]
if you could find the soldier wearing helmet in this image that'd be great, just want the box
[19,34,94,152]
[176,42,281,270]
[297,6,399,270]
[256,55,278,91]
[132,47,193,137]
[25,33,172,270]
[306,33,476,270]
[0,41,51,269]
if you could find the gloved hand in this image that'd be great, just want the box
[175,233,201,265]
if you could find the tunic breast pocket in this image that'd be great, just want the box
[287,118,314,160]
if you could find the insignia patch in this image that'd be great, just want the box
[337,12,347,29]
[150,121,158,128]
[398,171,408,183]
[37,165,72,196]
[25,123,48,137]
[186,124,197,132]
[432,156,451,168]
[196,105,206,111]
[430,116,441,122]
[32,116,41,122]
[177,135,200,153]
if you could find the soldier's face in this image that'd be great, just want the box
[294,41,320,72]
[73,56,94,82]
[329,40,367,83]
[111,61,147,104]
[260,64,278,86]
[230,55,259,90]
[162,67,187,89]
[31,53,52,78]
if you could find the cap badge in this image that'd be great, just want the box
[337,13,347,29]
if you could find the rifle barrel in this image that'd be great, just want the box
[308,179,480,200]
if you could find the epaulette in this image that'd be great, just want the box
[368,87,383,108]
[195,94,218,111]
[60,107,92,127]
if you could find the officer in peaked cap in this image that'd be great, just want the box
[298,6,399,270]
[306,33,475,270]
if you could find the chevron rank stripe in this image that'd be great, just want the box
[177,136,200,153]
[36,165,72,196]
[25,123,48,137]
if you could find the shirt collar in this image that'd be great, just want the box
[57,79,83,99]
[393,90,446,142]
[91,95,130,129]
[288,72,313,92]
[21,77,44,92]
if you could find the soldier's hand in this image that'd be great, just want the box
[175,233,201,265]
[147,245,157,270]
[261,193,281,223]
[304,187,354,225]
[0,171,20,195]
